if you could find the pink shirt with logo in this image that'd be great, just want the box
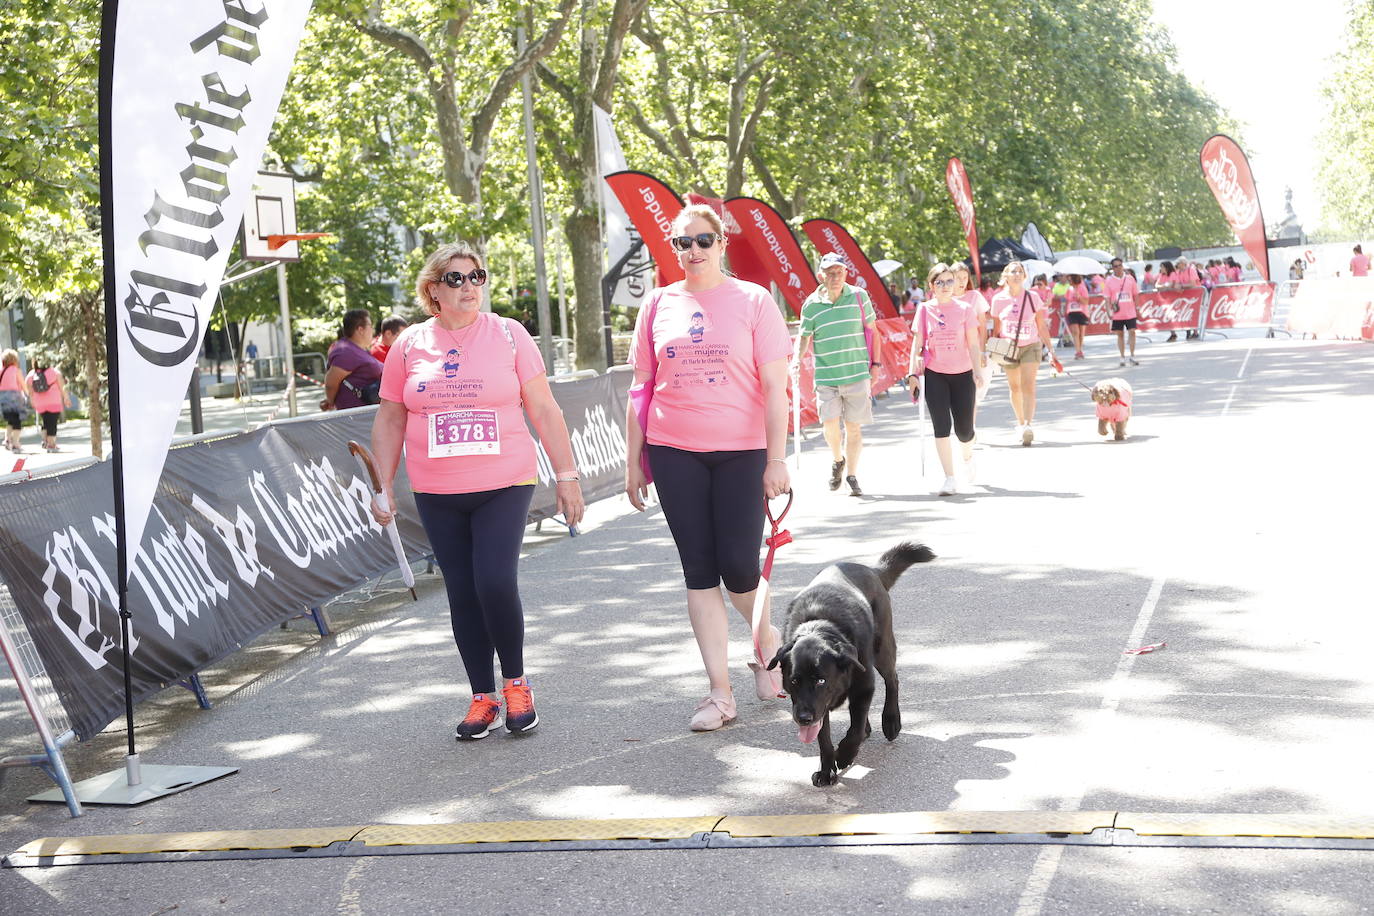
[630,278,792,452]
[991,289,1043,345]
[380,313,545,495]
[1065,282,1090,314]
[1103,274,1139,321]
[1352,254,1370,277]
[915,298,978,374]
[26,368,64,414]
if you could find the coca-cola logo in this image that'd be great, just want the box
[1138,292,1203,325]
[1209,286,1273,323]
[1202,145,1259,231]
[946,161,976,237]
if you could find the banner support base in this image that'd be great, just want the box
[28,763,238,807]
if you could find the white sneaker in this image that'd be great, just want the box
[1021,425,1034,446]
[1119,359,1127,367]
[963,454,977,484]
[938,476,958,496]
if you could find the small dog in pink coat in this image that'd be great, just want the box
[1091,378,1133,441]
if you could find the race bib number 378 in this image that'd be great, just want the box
[428,409,501,457]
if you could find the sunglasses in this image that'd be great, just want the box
[933,279,955,287]
[440,269,488,288]
[669,233,720,252]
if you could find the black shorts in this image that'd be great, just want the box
[1110,318,1138,331]
[2,410,21,430]
[1066,312,1089,326]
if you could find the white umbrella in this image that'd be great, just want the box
[1053,255,1107,276]
[1055,248,1113,262]
[1022,258,1055,281]
[873,259,902,278]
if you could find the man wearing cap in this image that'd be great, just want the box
[798,252,883,497]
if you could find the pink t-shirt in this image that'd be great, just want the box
[1354,255,1370,277]
[26,368,64,414]
[1102,274,1139,321]
[1065,282,1090,314]
[1228,265,1242,282]
[991,289,1043,345]
[379,313,545,495]
[630,278,792,452]
[0,365,22,392]
[1142,270,1156,289]
[915,298,978,374]
[959,289,989,317]
[1173,266,1200,288]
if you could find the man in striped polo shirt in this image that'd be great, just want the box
[798,252,883,496]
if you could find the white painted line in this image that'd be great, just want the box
[1013,573,1167,916]
[1236,345,1254,379]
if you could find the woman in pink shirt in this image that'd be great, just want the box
[625,203,792,732]
[1351,245,1370,277]
[990,262,1055,446]
[953,263,994,408]
[370,241,585,741]
[0,349,29,453]
[26,362,69,452]
[1064,273,1091,359]
[908,263,985,495]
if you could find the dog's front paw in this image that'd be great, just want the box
[882,709,901,741]
[811,764,839,787]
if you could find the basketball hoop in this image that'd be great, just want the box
[267,232,331,250]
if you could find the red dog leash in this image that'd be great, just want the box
[750,492,793,681]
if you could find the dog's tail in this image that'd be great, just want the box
[875,541,936,590]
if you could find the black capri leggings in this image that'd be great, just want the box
[413,484,534,695]
[922,368,976,442]
[648,445,766,593]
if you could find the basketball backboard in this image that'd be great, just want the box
[241,171,299,262]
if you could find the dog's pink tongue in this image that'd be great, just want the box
[798,722,822,744]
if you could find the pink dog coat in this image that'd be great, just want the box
[1095,378,1133,423]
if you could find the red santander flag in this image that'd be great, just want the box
[801,219,898,318]
[725,197,811,316]
[604,170,686,284]
[684,192,774,295]
[946,157,980,285]
[1199,135,1270,284]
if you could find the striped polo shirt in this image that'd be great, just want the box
[799,284,875,387]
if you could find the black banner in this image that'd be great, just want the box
[0,371,630,741]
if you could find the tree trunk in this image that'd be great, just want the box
[566,208,605,369]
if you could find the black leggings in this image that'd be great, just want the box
[414,485,533,695]
[922,369,976,442]
[2,410,20,430]
[648,445,766,592]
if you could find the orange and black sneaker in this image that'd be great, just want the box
[455,693,501,741]
[501,678,539,735]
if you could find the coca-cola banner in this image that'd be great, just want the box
[684,192,774,296]
[946,158,981,285]
[1200,135,1270,284]
[800,219,898,319]
[1206,282,1275,331]
[1136,288,1208,333]
[604,170,686,285]
[725,197,811,316]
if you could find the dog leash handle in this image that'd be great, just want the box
[752,492,794,680]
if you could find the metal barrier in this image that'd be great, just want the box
[0,584,82,817]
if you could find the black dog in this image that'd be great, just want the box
[768,541,935,786]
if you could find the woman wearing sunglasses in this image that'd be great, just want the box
[625,203,792,732]
[990,260,1055,446]
[370,241,585,742]
[908,263,986,495]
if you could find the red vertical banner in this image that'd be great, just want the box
[946,157,981,285]
[1199,135,1270,284]
[800,219,898,318]
[604,170,686,284]
[683,192,774,294]
[724,197,812,316]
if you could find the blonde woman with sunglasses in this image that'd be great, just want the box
[369,241,584,742]
[625,203,793,732]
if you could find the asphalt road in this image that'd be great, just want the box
[2,332,1373,914]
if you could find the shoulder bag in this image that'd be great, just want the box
[987,291,1033,366]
